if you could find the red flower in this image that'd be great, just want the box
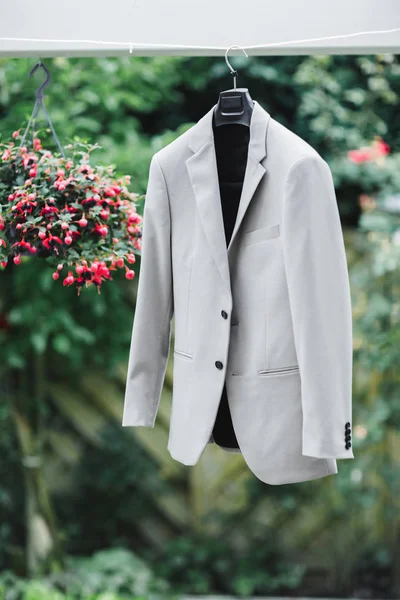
[42,234,63,250]
[348,137,390,164]
[78,164,94,175]
[68,230,81,242]
[0,135,142,294]
[348,149,373,163]
[373,137,390,156]
[11,240,36,253]
[40,205,59,217]
[93,224,108,237]
[22,153,38,168]
[63,271,75,286]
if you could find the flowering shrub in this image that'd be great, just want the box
[348,136,390,164]
[0,130,143,294]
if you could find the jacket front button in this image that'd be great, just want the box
[345,422,351,428]
[345,442,352,449]
[221,310,228,319]
[215,361,223,370]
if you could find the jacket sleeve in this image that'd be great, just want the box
[281,153,354,459]
[122,153,173,427]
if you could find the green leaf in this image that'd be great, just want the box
[52,334,72,355]
[31,331,48,354]
[7,351,25,369]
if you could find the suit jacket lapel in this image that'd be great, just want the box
[186,99,270,283]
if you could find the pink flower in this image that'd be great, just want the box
[40,205,59,217]
[94,224,108,237]
[348,137,390,164]
[54,179,67,191]
[63,272,75,286]
[22,153,38,168]
[372,137,390,156]
[348,149,373,163]
[42,234,63,250]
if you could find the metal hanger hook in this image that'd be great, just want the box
[224,45,248,89]
[29,60,51,99]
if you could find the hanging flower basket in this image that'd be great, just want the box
[0,130,143,294]
[0,61,143,294]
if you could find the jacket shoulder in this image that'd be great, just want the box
[268,117,326,168]
[152,125,195,171]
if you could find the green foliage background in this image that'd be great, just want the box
[0,54,399,599]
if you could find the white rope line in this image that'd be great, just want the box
[0,27,399,52]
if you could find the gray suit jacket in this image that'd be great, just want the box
[122,100,354,485]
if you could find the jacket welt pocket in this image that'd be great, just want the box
[243,223,280,246]
[258,365,299,377]
[173,349,194,361]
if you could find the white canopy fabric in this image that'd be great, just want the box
[0,0,399,57]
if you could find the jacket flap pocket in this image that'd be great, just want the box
[243,223,280,246]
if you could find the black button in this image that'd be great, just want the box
[345,428,351,435]
[215,361,223,370]
[221,310,228,319]
[345,422,350,428]
[345,434,351,441]
[345,442,352,449]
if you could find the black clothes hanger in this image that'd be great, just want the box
[213,45,254,128]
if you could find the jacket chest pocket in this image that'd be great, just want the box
[242,223,280,246]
